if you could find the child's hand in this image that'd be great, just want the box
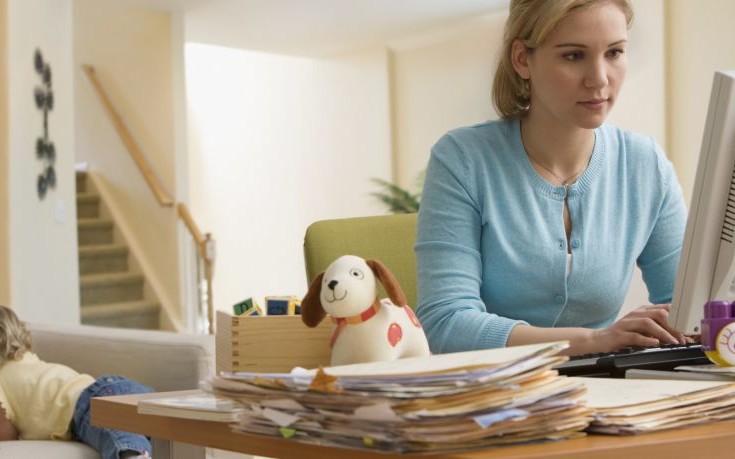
[0,405,18,440]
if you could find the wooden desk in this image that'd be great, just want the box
[92,390,735,459]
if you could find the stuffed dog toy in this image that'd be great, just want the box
[302,255,430,366]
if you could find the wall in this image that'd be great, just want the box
[390,12,505,188]
[7,0,78,323]
[605,0,666,142]
[666,0,735,203]
[0,0,9,305]
[73,0,183,322]
[185,43,392,310]
[170,11,195,327]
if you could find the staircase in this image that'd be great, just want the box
[76,171,160,329]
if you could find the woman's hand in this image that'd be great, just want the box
[591,304,687,353]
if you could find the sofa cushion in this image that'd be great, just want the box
[28,322,215,391]
[0,440,99,458]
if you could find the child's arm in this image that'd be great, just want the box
[0,404,18,440]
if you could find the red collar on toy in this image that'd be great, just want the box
[328,300,380,348]
[331,300,380,325]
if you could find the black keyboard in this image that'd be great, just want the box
[554,343,710,378]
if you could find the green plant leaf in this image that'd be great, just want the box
[370,177,421,214]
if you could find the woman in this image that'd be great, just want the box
[415,0,688,355]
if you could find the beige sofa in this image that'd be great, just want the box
[0,321,215,459]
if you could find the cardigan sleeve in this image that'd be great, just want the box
[415,133,527,353]
[637,143,687,304]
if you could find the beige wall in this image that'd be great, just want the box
[390,13,504,188]
[0,0,8,306]
[73,0,182,322]
[185,43,392,309]
[606,0,666,142]
[7,0,79,323]
[666,0,735,203]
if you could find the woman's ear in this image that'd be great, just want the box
[510,39,532,80]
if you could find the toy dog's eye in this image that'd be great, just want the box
[349,269,364,279]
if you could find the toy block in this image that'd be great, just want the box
[232,297,262,316]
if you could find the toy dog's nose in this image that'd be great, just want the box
[328,280,338,290]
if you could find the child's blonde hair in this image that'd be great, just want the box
[0,306,32,361]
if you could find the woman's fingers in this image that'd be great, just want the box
[624,305,685,344]
[594,304,690,352]
[620,330,660,349]
[632,317,680,344]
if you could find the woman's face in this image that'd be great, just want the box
[514,2,629,130]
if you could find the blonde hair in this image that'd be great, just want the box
[0,306,32,361]
[492,0,634,119]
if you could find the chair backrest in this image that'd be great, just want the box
[304,213,418,308]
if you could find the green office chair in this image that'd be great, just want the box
[303,213,419,308]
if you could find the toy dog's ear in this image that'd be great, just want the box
[365,259,407,307]
[301,272,327,327]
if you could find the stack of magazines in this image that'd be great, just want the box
[206,341,592,453]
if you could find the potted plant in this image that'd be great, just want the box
[370,170,424,214]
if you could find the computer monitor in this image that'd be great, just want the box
[670,70,735,335]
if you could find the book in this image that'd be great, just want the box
[137,392,241,422]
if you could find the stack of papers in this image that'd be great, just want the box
[579,377,735,434]
[206,342,592,453]
[676,363,735,380]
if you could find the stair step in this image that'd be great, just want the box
[78,244,129,275]
[76,193,101,219]
[78,218,114,246]
[75,171,163,331]
[80,272,144,306]
[81,300,159,330]
[76,171,87,194]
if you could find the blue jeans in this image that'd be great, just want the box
[72,375,154,459]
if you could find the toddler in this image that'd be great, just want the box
[0,305,153,459]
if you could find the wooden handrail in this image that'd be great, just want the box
[177,204,205,251]
[84,64,215,334]
[82,64,174,207]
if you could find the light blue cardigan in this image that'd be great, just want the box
[415,119,687,352]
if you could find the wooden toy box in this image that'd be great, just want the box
[215,310,332,373]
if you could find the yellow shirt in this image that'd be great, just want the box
[0,352,95,440]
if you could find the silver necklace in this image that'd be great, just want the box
[527,155,588,186]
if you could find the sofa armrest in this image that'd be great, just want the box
[27,322,215,392]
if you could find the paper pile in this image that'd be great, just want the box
[676,363,735,380]
[578,377,735,434]
[206,341,592,453]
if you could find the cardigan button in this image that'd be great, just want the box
[571,239,580,249]
[555,295,565,304]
